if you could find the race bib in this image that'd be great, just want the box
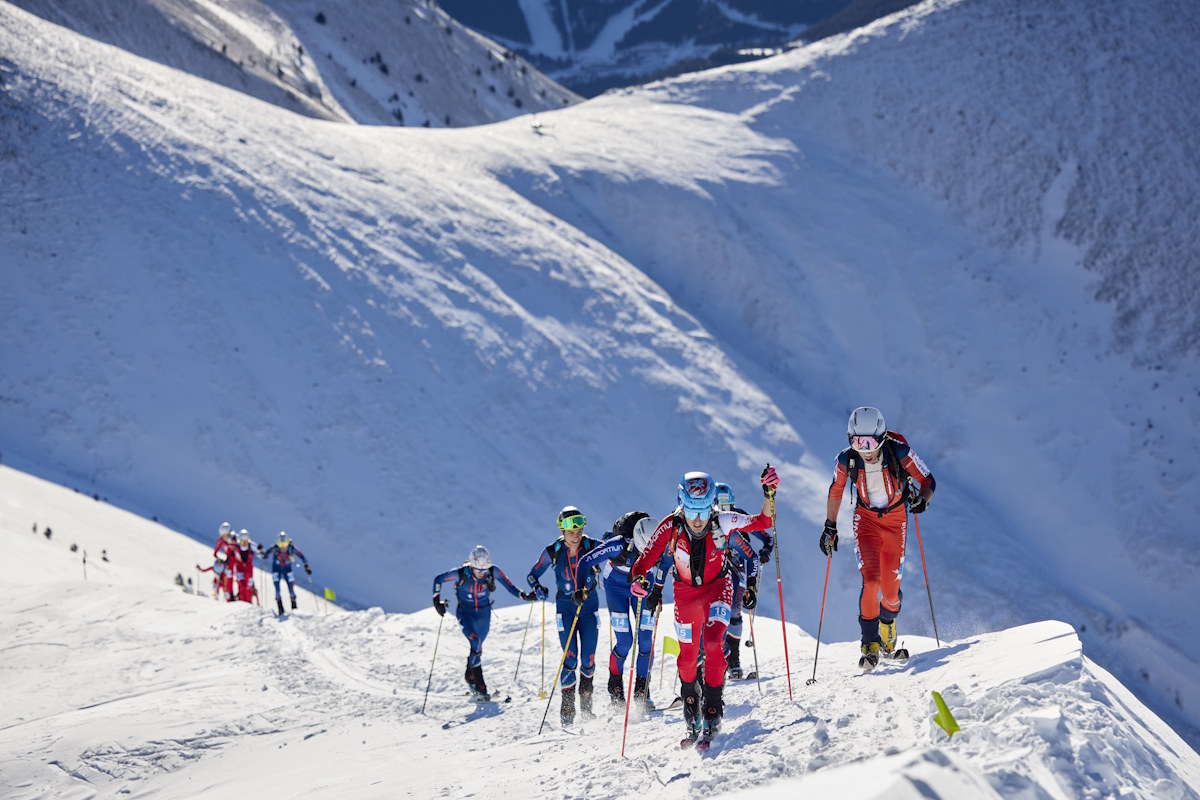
[611,613,631,633]
[708,602,732,626]
[675,621,693,643]
[556,614,565,633]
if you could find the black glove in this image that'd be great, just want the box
[758,542,773,563]
[645,584,663,613]
[819,519,838,556]
[743,579,758,610]
[486,572,496,592]
[572,585,589,606]
[304,564,312,575]
[432,596,447,616]
[256,544,265,556]
[533,584,549,601]
[519,590,537,602]
[909,494,929,514]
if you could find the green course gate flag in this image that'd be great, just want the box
[932,690,961,738]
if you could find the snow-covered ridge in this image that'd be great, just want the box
[5,0,580,126]
[1,464,1198,798]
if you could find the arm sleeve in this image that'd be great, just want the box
[292,546,308,563]
[494,567,523,598]
[432,568,459,596]
[900,445,936,495]
[745,529,773,548]
[827,452,851,508]
[731,533,760,581]
[630,516,674,581]
[576,536,624,574]
[720,510,772,533]
[527,550,552,588]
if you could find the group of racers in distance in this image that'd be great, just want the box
[197,522,311,616]
[430,405,936,747]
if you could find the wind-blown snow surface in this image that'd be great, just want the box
[2,465,1198,798]
[2,0,1199,753]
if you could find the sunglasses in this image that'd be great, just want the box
[559,514,587,530]
[683,507,710,522]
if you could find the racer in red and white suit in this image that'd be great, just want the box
[630,466,779,740]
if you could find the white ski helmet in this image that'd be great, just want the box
[468,545,492,571]
[632,517,657,553]
[847,406,887,442]
[219,521,232,537]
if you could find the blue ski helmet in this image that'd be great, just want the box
[714,483,734,510]
[677,472,716,522]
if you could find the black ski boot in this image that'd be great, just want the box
[701,683,724,736]
[608,670,625,707]
[579,675,595,719]
[464,661,476,693]
[679,679,702,748]
[725,633,742,680]
[859,642,881,671]
[276,596,285,616]
[291,596,298,610]
[560,685,576,727]
[633,676,655,713]
[473,666,490,701]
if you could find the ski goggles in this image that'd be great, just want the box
[851,435,882,453]
[559,514,587,531]
[682,505,711,523]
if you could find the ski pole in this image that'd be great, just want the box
[748,610,762,694]
[620,596,644,758]
[305,570,319,613]
[514,599,535,682]
[767,487,794,701]
[421,612,446,715]
[912,514,940,647]
[538,602,583,735]
[806,553,832,686]
[645,606,662,693]
[539,600,547,699]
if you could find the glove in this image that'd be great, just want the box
[743,579,758,610]
[819,519,839,556]
[645,584,663,613]
[432,596,447,617]
[760,464,780,496]
[519,590,537,602]
[630,575,650,598]
[533,584,549,601]
[304,564,312,575]
[758,542,773,563]
[572,585,589,606]
[256,544,265,556]
[910,494,929,514]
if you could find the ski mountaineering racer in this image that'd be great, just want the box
[821,406,936,670]
[259,531,310,616]
[431,544,525,701]
[526,505,603,726]
[714,483,772,679]
[573,511,671,712]
[629,466,779,749]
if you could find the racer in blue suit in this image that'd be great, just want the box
[526,505,603,726]
[432,544,527,700]
[259,531,309,616]
[576,511,670,711]
[715,483,772,678]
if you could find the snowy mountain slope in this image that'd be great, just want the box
[1,465,1198,799]
[7,0,579,126]
[3,0,1199,754]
